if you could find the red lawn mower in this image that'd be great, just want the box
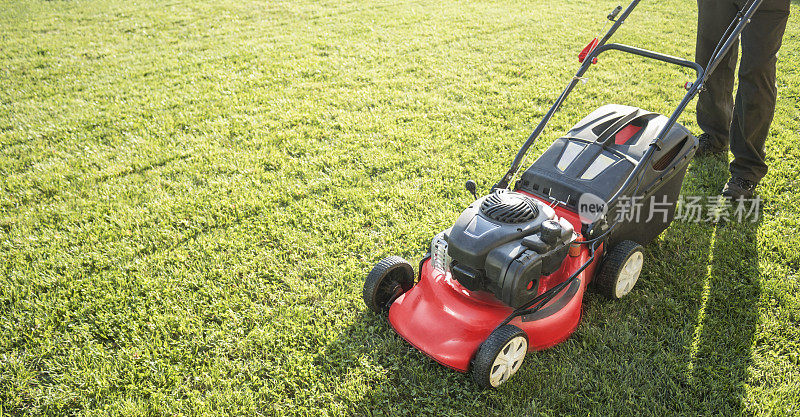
[362,0,763,388]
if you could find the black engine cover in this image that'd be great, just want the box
[446,190,574,308]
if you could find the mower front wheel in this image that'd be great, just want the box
[472,325,528,389]
[363,256,415,314]
[595,240,644,299]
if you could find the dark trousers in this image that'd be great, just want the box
[695,0,790,183]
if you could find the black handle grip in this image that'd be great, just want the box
[608,5,622,20]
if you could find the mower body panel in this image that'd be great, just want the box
[388,204,601,372]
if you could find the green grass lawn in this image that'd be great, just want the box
[1,0,799,415]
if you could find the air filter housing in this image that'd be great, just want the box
[480,191,539,223]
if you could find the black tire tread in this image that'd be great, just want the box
[471,325,527,389]
[362,256,414,314]
[594,240,643,299]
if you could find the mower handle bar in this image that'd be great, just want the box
[592,43,702,75]
[493,0,764,211]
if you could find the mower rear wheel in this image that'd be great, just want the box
[595,240,644,299]
[472,325,528,389]
[363,256,415,314]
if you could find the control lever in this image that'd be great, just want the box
[465,180,478,200]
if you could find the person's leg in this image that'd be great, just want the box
[729,0,790,183]
[695,0,739,152]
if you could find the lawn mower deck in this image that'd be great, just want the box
[388,198,602,372]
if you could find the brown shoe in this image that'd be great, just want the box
[722,177,757,200]
[694,133,727,159]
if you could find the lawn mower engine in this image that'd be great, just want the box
[442,192,575,309]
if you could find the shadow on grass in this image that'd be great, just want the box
[322,158,761,415]
[684,208,761,412]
